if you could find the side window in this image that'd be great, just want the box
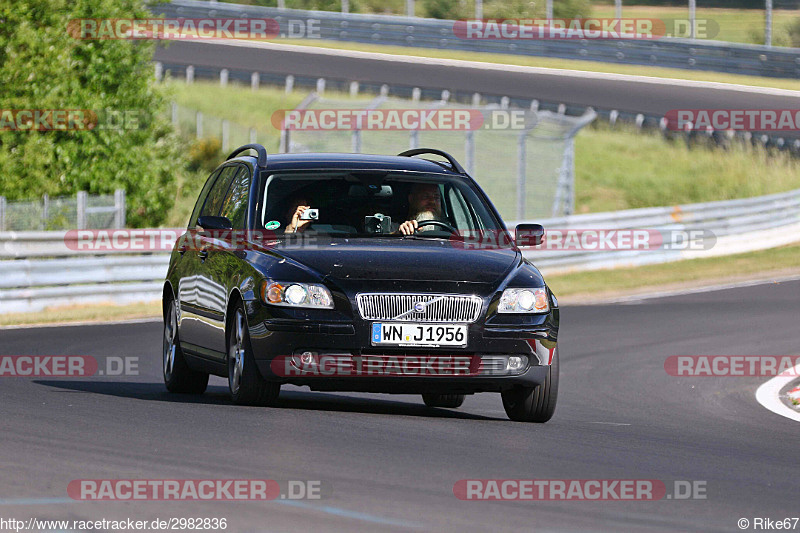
[447,186,473,230]
[219,166,251,230]
[199,166,237,221]
[188,168,222,228]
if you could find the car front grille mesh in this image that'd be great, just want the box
[356,293,482,323]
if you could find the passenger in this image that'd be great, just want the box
[284,195,312,234]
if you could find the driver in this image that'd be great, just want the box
[397,183,443,236]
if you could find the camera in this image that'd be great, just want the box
[300,208,319,221]
[364,213,392,234]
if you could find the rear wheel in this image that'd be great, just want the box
[422,393,466,408]
[501,346,559,422]
[163,299,209,394]
[228,305,280,406]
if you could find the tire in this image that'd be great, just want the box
[163,299,209,394]
[501,346,559,422]
[228,304,280,406]
[422,393,466,408]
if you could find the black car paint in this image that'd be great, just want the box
[164,153,559,394]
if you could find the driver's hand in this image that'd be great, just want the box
[398,220,418,236]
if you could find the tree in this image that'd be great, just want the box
[0,0,181,227]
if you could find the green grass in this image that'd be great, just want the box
[590,5,799,46]
[279,38,800,91]
[546,242,800,298]
[0,301,161,327]
[574,122,800,213]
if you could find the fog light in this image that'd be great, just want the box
[507,356,524,371]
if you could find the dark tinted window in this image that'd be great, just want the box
[199,166,237,220]
[219,167,251,229]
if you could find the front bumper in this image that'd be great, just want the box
[247,313,558,394]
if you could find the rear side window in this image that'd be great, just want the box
[219,167,251,229]
[199,166,237,220]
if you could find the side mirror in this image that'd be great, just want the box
[515,223,545,247]
[197,215,233,231]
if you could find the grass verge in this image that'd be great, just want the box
[546,241,800,299]
[0,301,161,327]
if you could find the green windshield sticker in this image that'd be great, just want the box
[265,220,281,230]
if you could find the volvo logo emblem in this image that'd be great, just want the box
[414,302,426,313]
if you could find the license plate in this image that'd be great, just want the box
[371,323,468,347]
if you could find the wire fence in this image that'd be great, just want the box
[0,190,126,231]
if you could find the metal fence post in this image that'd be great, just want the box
[222,120,230,152]
[171,102,178,126]
[186,65,194,84]
[316,78,326,95]
[220,68,229,87]
[114,189,126,229]
[475,0,482,20]
[689,0,696,39]
[765,0,773,47]
[154,61,163,82]
[406,0,414,17]
[342,0,349,13]
[251,72,260,91]
[250,128,257,144]
[352,129,361,153]
[42,194,49,231]
[285,75,294,94]
[465,131,475,176]
[409,129,419,150]
[196,111,203,139]
[77,191,88,230]
[0,196,5,231]
[516,132,527,221]
[349,81,359,97]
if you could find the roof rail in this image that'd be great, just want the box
[397,148,466,174]
[227,144,268,167]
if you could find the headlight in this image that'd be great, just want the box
[498,288,549,314]
[261,281,334,309]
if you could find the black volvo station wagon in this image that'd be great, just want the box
[162,144,560,422]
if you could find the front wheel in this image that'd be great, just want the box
[163,299,209,394]
[422,393,466,408]
[501,346,559,422]
[228,306,280,406]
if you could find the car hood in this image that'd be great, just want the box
[274,238,519,286]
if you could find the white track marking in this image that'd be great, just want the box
[755,364,800,423]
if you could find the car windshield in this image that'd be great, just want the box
[259,171,504,238]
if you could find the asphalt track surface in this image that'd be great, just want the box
[1,280,799,532]
[154,40,800,120]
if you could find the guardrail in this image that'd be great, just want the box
[155,0,800,79]
[1,188,799,313]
